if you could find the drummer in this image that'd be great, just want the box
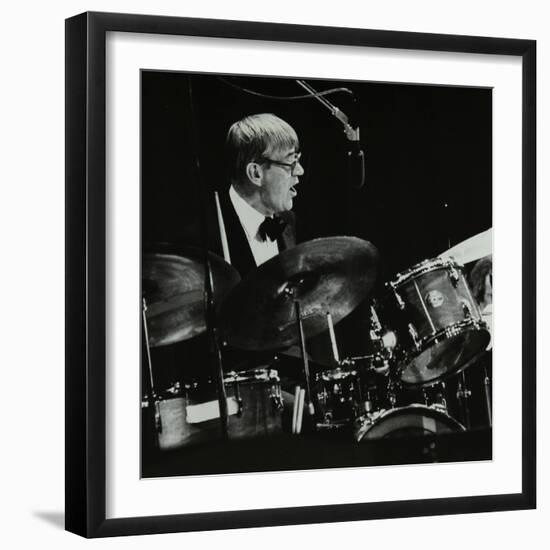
[216,113,304,276]
[215,114,311,430]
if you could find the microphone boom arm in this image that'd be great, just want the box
[296,80,360,142]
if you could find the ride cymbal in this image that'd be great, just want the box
[219,237,379,351]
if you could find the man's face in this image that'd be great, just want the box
[258,147,304,215]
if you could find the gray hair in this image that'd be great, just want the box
[225,113,299,184]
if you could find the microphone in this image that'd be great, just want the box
[295,80,366,189]
[347,138,366,189]
[340,109,365,189]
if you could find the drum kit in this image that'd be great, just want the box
[142,233,492,451]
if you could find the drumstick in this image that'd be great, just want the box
[291,386,301,434]
[214,191,231,264]
[326,312,340,364]
[296,388,306,434]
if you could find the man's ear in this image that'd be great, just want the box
[245,162,263,187]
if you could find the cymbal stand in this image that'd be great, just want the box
[293,300,315,418]
[187,76,229,440]
[483,365,492,427]
[204,255,229,440]
[456,371,472,429]
[142,298,162,443]
[443,203,471,428]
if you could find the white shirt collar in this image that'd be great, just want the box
[229,185,266,241]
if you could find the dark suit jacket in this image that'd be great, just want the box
[216,190,296,277]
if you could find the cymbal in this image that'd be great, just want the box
[143,246,240,347]
[438,228,492,265]
[219,237,379,351]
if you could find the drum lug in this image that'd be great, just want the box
[448,266,460,287]
[408,323,420,350]
[370,304,383,333]
[389,282,406,310]
[462,301,472,319]
[233,381,244,417]
[270,386,284,411]
[456,382,472,400]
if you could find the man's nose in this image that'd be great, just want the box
[294,160,305,177]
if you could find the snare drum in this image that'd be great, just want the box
[386,258,490,387]
[147,368,283,451]
[354,404,465,441]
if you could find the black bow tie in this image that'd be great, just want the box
[258,216,287,242]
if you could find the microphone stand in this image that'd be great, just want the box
[187,77,229,440]
[443,201,473,429]
[296,79,365,225]
[296,80,360,142]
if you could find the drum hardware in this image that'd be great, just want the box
[369,303,398,354]
[387,378,398,409]
[408,323,420,350]
[341,352,391,376]
[448,264,460,286]
[483,365,492,427]
[456,371,472,429]
[142,297,162,438]
[389,282,406,310]
[292,295,315,418]
[421,382,448,412]
[229,376,244,416]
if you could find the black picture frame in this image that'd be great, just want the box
[65,11,536,538]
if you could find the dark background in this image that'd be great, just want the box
[142,71,491,277]
[141,71,492,475]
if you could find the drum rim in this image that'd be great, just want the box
[376,403,465,427]
[398,320,490,387]
[389,256,463,288]
[224,367,280,383]
[355,403,466,441]
[316,367,358,381]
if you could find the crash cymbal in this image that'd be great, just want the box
[143,246,240,347]
[439,228,492,265]
[219,237,379,351]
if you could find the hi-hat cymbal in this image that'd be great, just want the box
[143,246,240,347]
[219,237,379,351]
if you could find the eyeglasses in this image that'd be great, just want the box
[259,153,302,175]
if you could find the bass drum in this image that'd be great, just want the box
[354,404,464,442]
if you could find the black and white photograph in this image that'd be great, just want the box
[0,0,543,545]
[140,70,494,478]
